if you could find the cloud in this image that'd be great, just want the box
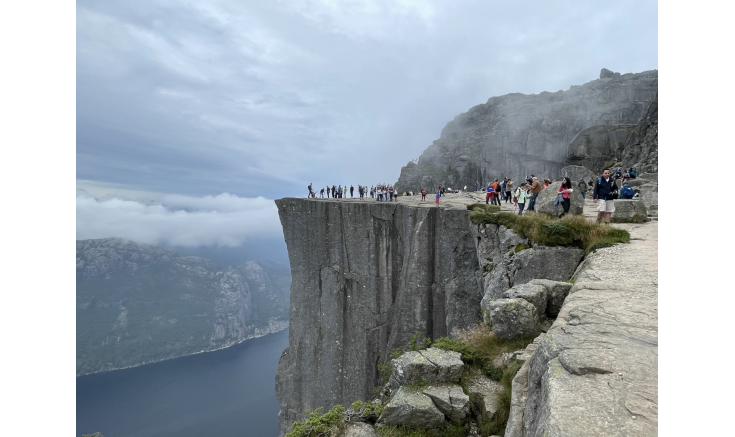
[76,0,657,202]
[76,192,281,247]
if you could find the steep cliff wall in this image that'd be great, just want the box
[274,199,484,436]
[395,69,657,191]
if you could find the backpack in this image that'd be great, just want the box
[621,186,635,199]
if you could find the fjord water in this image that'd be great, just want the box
[77,329,289,437]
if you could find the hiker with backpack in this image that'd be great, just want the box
[593,168,619,224]
[620,182,635,199]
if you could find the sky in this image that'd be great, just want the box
[76,0,658,257]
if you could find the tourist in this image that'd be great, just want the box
[557,177,573,218]
[527,177,542,211]
[493,180,502,206]
[578,178,588,199]
[308,183,313,198]
[320,188,325,198]
[475,181,479,192]
[421,187,427,201]
[435,190,440,206]
[350,185,354,198]
[505,180,514,203]
[485,184,494,205]
[593,168,618,224]
[516,183,530,216]
[620,181,635,199]
[543,178,551,189]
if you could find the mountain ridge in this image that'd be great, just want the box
[76,237,290,376]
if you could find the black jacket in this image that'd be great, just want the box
[593,177,617,200]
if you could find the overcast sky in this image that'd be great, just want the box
[76,0,657,251]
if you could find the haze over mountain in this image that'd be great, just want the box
[76,238,290,376]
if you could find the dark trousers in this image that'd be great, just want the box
[505,191,512,203]
[558,198,571,218]
[518,203,525,215]
[528,193,539,211]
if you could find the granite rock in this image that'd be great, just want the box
[396,70,657,192]
[501,283,547,320]
[534,181,585,216]
[486,298,540,340]
[423,385,470,423]
[527,279,573,318]
[275,199,483,435]
[377,387,446,428]
[389,348,464,389]
[611,200,648,222]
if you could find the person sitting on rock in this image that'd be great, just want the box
[620,182,635,199]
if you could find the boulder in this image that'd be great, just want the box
[376,387,446,428]
[340,422,378,437]
[465,372,505,420]
[501,283,547,320]
[510,246,584,286]
[611,199,648,222]
[534,181,585,216]
[527,279,573,318]
[389,348,464,389]
[639,183,658,217]
[423,385,470,423]
[485,298,540,339]
[561,165,597,185]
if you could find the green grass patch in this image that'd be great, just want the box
[375,423,468,437]
[470,211,630,254]
[286,405,346,437]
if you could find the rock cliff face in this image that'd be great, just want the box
[274,199,585,435]
[274,199,484,436]
[76,238,290,376]
[396,69,657,191]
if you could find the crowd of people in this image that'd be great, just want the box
[307,183,399,201]
[305,166,639,221]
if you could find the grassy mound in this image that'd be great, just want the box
[470,211,630,253]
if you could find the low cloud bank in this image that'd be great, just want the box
[76,193,281,247]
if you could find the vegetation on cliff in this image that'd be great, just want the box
[468,209,630,254]
[287,326,533,437]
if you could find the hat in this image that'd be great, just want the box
[532,177,538,180]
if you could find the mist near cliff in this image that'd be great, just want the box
[77,0,657,200]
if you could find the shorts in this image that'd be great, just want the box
[597,199,615,213]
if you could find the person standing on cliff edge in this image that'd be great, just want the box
[435,190,441,206]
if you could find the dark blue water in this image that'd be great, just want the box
[77,329,289,437]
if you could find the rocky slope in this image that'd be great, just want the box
[506,221,658,436]
[395,68,657,191]
[76,238,290,376]
[274,198,585,436]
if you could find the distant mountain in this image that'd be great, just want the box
[395,68,657,190]
[76,238,290,376]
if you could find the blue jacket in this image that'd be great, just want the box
[593,177,618,201]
